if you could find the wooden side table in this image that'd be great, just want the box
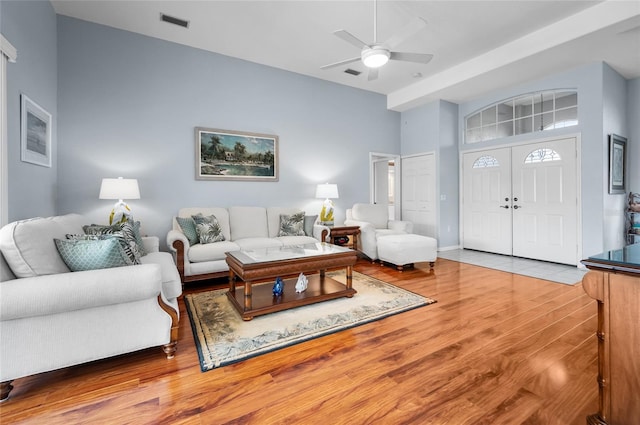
[321,225,360,251]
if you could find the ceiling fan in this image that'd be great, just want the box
[321,1,433,81]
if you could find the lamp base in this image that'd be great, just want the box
[109,200,132,225]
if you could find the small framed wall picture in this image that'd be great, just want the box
[21,94,52,167]
[608,134,626,194]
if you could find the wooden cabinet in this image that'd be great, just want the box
[582,246,640,425]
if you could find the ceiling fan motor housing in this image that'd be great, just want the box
[361,46,390,68]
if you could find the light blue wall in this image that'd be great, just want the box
[457,62,608,258]
[628,78,640,195]
[602,63,629,250]
[1,0,58,221]
[400,100,459,248]
[56,16,400,247]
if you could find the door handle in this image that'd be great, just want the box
[513,205,521,209]
[500,205,510,209]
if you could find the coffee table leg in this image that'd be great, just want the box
[228,269,236,293]
[346,265,353,296]
[244,281,253,313]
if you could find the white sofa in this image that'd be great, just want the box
[166,207,328,284]
[343,203,413,260]
[0,214,182,401]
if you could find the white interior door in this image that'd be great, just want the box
[462,148,513,255]
[402,154,436,237]
[373,159,389,206]
[511,138,577,264]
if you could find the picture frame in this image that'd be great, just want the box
[608,133,627,194]
[21,94,52,168]
[195,127,278,181]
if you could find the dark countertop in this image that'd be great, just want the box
[581,243,640,274]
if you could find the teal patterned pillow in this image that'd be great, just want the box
[278,212,306,236]
[304,215,318,237]
[192,213,225,244]
[176,216,199,245]
[128,219,147,256]
[83,222,142,264]
[55,237,132,271]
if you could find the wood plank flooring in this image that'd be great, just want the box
[0,258,598,424]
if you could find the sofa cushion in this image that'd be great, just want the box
[176,216,199,245]
[192,213,226,244]
[0,214,85,278]
[83,221,143,264]
[234,237,282,251]
[304,215,318,237]
[230,207,268,240]
[177,208,231,241]
[275,235,319,246]
[352,203,388,229]
[278,212,306,237]
[188,240,240,263]
[267,207,303,238]
[54,237,133,272]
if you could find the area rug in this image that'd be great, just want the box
[184,271,436,371]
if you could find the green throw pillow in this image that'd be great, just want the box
[278,212,306,237]
[192,213,225,244]
[83,221,142,264]
[304,215,318,237]
[55,237,133,272]
[176,216,199,245]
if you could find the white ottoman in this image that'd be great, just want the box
[377,234,437,271]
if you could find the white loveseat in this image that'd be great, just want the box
[167,207,328,284]
[0,214,182,401]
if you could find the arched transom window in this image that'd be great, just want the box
[472,155,500,168]
[465,90,578,144]
[524,148,561,164]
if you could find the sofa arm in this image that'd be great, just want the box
[166,229,190,283]
[0,264,163,321]
[313,224,331,242]
[388,220,413,233]
[142,236,159,253]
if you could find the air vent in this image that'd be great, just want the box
[344,69,361,76]
[160,13,190,28]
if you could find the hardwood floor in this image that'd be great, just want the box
[0,258,598,424]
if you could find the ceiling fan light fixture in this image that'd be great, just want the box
[362,47,390,68]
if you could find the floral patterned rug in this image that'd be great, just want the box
[184,271,436,371]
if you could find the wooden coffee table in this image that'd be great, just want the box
[225,243,357,320]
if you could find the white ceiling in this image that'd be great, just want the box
[51,0,640,111]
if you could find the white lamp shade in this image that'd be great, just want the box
[315,183,339,199]
[99,177,140,200]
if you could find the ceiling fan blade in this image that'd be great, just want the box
[320,57,361,70]
[384,17,427,49]
[368,68,379,81]
[390,52,433,64]
[333,29,369,50]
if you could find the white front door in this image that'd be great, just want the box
[511,138,578,264]
[462,148,513,255]
[402,154,436,237]
[462,137,579,265]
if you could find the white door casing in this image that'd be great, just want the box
[402,153,436,237]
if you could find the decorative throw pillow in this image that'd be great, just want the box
[278,212,306,237]
[83,222,142,264]
[176,216,199,245]
[128,219,147,256]
[304,215,318,237]
[191,213,225,244]
[55,237,133,272]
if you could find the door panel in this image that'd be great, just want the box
[402,154,436,237]
[511,138,577,264]
[462,148,512,255]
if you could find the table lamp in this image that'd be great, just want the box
[99,177,140,224]
[315,183,339,226]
